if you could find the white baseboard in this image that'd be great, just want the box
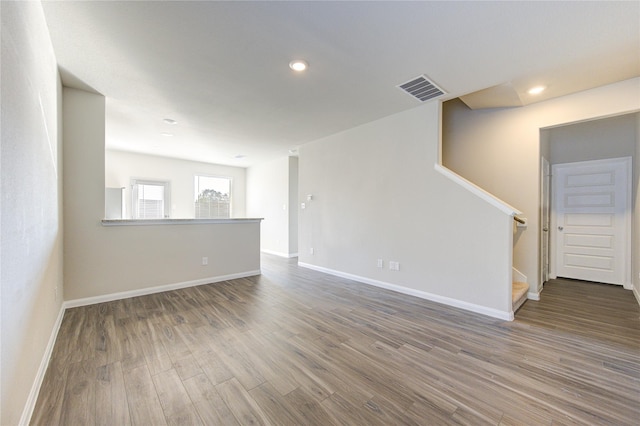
[527,291,541,301]
[19,304,66,426]
[64,270,261,309]
[633,286,640,306]
[298,262,513,321]
[261,249,298,259]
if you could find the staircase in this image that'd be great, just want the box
[512,281,529,312]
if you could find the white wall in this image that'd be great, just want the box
[247,156,292,257]
[548,113,637,164]
[64,88,260,301]
[299,102,515,318]
[289,156,299,255]
[0,2,64,424]
[106,150,246,218]
[443,78,640,293]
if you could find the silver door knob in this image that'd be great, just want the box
[558,226,563,231]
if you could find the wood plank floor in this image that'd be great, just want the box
[31,255,640,425]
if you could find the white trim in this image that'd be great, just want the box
[299,262,513,321]
[64,270,261,308]
[434,164,522,216]
[261,249,298,258]
[527,290,541,301]
[633,286,640,306]
[19,304,66,426]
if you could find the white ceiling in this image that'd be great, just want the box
[42,1,640,167]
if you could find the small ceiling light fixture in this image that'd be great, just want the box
[527,86,545,95]
[160,132,174,137]
[163,118,177,125]
[234,154,247,159]
[289,59,308,72]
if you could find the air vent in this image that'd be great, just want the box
[397,75,445,102]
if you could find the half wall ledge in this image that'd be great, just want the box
[101,218,264,226]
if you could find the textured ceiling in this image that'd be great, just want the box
[42,1,640,167]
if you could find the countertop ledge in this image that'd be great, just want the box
[101,218,263,226]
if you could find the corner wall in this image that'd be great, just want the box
[298,102,514,318]
[247,156,298,257]
[64,88,260,301]
[443,78,640,293]
[0,2,64,424]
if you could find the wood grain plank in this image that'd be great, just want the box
[182,373,239,425]
[123,365,167,426]
[59,358,97,426]
[95,361,131,426]
[30,257,640,425]
[152,368,203,426]
[216,378,270,426]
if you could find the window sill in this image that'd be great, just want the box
[101,218,263,227]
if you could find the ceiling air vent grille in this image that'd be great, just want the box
[397,75,445,102]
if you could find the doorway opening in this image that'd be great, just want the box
[540,113,638,291]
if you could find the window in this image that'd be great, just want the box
[131,179,170,219]
[194,175,231,218]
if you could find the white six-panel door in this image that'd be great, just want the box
[551,157,631,286]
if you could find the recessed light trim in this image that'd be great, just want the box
[160,132,174,137]
[163,118,177,125]
[528,86,545,95]
[289,60,308,72]
[234,154,247,159]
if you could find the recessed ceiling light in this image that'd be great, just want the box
[289,60,308,72]
[160,132,174,137]
[528,86,545,95]
[163,118,177,125]
[234,154,246,159]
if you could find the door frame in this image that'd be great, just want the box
[549,156,632,289]
[540,157,550,285]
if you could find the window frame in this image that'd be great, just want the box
[194,174,232,219]
[130,178,171,219]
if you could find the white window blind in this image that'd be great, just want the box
[194,175,231,218]
[131,179,170,219]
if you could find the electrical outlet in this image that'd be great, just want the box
[310,247,314,255]
[202,257,208,265]
[389,261,400,271]
[377,259,384,268]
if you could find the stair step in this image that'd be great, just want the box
[512,281,529,312]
